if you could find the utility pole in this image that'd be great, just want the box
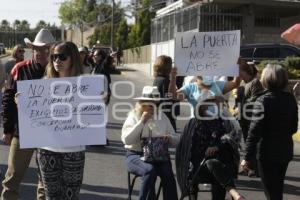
[111,0,114,50]
[80,21,84,47]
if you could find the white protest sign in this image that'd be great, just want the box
[175,30,240,76]
[17,75,107,149]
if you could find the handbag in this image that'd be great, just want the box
[140,127,170,163]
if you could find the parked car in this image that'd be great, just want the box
[0,43,6,54]
[240,43,300,64]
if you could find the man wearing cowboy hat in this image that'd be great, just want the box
[1,28,55,200]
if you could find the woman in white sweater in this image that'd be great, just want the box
[122,86,179,200]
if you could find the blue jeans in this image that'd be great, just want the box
[125,151,178,200]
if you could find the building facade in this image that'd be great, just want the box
[150,0,300,66]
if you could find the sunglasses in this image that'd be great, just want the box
[51,54,68,61]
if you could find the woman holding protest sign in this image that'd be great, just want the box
[121,86,179,200]
[168,67,240,112]
[36,41,85,200]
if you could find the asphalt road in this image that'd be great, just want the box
[0,51,300,200]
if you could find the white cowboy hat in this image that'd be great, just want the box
[134,86,171,101]
[24,28,55,48]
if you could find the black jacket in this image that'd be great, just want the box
[2,60,45,135]
[244,91,298,163]
[176,117,240,199]
[237,78,264,137]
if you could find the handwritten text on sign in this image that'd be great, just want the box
[174,30,240,76]
[17,75,107,149]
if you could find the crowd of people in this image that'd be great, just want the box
[0,28,299,200]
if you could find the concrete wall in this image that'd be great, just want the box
[123,45,151,64]
[66,27,95,47]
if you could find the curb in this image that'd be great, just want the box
[0,54,9,59]
[0,52,11,59]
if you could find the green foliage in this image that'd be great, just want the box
[257,57,300,79]
[128,25,139,48]
[115,19,128,51]
[89,23,111,47]
[137,0,152,46]
[89,27,100,47]
[98,23,111,45]
[60,0,125,47]
[284,56,300,70]
[0,20,11,31]
[127,0,154,48]
[35,20,49,30]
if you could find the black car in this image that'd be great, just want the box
[240,43,300,64]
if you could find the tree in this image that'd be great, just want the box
[0,20,12,47]
[128,24,139,49]
[13,20,21,31]
[127,0,154,48]
[136,0,152,46]
[35,20,49,30]
[0,20,11,31]
[115,18,128,51]
[59,0,125,47]
[18,20,30,31]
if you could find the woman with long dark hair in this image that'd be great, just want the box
[37,42,85,200]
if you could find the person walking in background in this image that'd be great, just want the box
[4,44,25,80]
[241,64,298,200]
[1,28,55,200]
[92,49,114,105]
[121,86,179,200]
[152,55,178,130]
[36,41,85,200]
[78,46,92,74]
[0,60,5,126]
[236,59,264,177]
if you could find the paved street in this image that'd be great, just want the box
[1,54,300,199]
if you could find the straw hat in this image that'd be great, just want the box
[134,86,171,101]
[24,28,55,48]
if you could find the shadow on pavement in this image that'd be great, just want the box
[284,183,300,196]
[118,67,136,72]
[80,193,127,200]
[236,179,264,192]
[237,177,300,196]
[86,141,126,156]
[292,155,300,162]
[285,175,300,182]
[107,122,123,130]
[81,183,138,196]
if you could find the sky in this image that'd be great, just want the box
[0,0,130,28]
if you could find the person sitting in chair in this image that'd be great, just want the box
[176,95,246,200]
[121,86,179,200]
